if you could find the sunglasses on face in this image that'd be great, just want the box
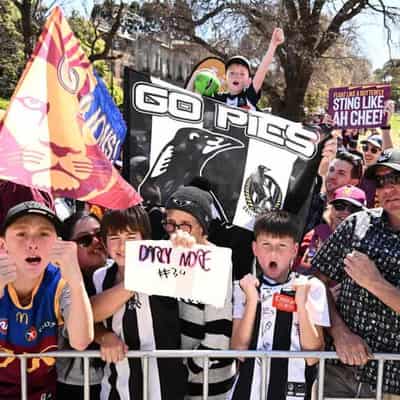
[332,201,361,214]
[161,220,193,234]
[362,144,380,154]
[74,231,102,248]
[375,171,400,189]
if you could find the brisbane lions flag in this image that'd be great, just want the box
[124,68,325,230]
[0,7,141,209]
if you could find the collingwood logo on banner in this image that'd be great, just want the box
[16,312,29,325]
[244,165,283,214]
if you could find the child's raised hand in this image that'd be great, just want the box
[239,273,259,301]
[100,331,129,363]
[383,99,395,125]
[292,275,311,305]
[271,28,285,46]
[0,252,17,293]
[170,230,196,248]
[50,240,83,286]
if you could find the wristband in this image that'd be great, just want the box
[380,125,391,130]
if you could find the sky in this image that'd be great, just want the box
[62,0,400,71]
[355,8,400,71]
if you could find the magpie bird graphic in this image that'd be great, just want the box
[138,127,244,203]
[246,165,282,213]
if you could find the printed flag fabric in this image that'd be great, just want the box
[0,6,141,209]
[124,69,324,231]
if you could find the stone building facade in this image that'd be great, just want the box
[110,32,209,87]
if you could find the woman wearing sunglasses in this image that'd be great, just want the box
[296,185,366,280]
[358,101,395,208]
[56,211,109,400]
[360,135,383,167]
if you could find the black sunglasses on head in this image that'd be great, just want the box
[375,170,400,189]
[74,231,102,248]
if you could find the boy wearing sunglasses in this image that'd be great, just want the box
[312,149,400,399]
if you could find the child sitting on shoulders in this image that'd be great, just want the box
[214,28,284,110]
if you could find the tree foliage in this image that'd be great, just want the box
[0,0,25,99]
[144,0,400,121]
[11,0,50,59]
[375,59,400,107]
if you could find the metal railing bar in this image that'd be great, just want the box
[6,351,399,400]
[260,356,268,400]
[143,355,149,400]
[7,350,400,360]
[318,357,325,400]
[376,359,384,400]
[84,355,90,400]
[20,356,27,400]
[203,356,209,400]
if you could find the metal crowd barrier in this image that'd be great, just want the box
[2,350,400,400]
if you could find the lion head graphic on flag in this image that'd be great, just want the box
[0,7,130,205]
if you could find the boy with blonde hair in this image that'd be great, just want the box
[0,201,93,399]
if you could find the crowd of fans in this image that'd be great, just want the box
[0,26,399,400]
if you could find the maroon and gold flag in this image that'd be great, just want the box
[0,6,141,209]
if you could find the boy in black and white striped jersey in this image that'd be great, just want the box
[92,206,186,400]
[230,210,330,400]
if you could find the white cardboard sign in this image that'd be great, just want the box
[125,240,232,308]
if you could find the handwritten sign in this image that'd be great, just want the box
[327,84,391,129]
[125,240,232,308]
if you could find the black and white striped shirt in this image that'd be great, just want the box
[93,262,186,400]
[179,275,235,400]
[229,274,329,400]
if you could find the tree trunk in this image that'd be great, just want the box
[278,56,314,122]
[20,0,34,59]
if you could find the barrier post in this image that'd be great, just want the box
[143,355,149,400]
[203,356,209,400]
[376,359,384,400]
[318,357,325,400]
[20,356,28,400]
[84,355,90,400]
[260,356,269,399]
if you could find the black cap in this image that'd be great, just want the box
[1,201,61,235]
[165,186,213,233]
[225,56,251,74]
[364,149,400,179]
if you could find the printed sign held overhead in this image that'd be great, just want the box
[327,84,391,129]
